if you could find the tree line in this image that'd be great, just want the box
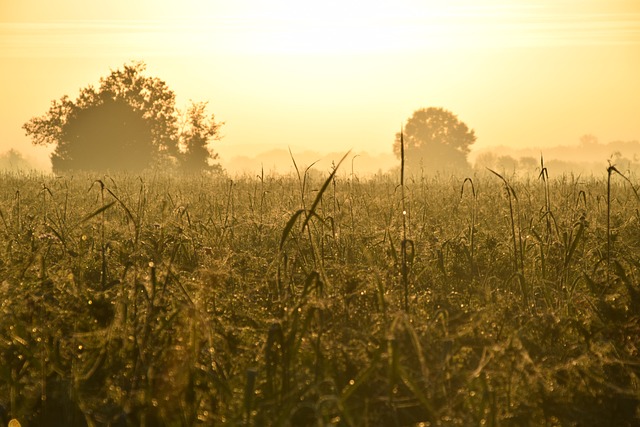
[23,61,476,174]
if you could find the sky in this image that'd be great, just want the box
[1,0,640,170]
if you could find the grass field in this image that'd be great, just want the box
[0,165,639,426]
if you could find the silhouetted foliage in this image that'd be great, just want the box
[54,96,154,171]
[23,61,222,173]
[394,107,476,173]
[179,101,223,173]
[496,155,518,175]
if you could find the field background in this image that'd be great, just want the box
[0,167,639,426]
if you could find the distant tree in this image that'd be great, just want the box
[23,61,222,173]
[473,151,497,170]
[519,156,538,173]
[0,149,31,171]
[580,134,599,147]
[178,101,223,173]
[394,107,476,173]
[496,155,518,175]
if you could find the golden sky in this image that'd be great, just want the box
[1,0,640,170]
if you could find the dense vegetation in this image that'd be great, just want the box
[0,165,638,426]
[22,62,222,174]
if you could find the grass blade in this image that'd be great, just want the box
[300,150,351,232]
[78,201,116,225]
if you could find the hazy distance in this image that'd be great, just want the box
[1,0,639,174]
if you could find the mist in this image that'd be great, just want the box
[215,136,640,178]
[3,135,639,178]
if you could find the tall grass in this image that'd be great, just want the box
[488,168,528,307]
[399,128,411,312]
[0,167,638,426]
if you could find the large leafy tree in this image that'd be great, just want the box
[23,62,221,173]
[51,96,155,171]
[394,107,476,173]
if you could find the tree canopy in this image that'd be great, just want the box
[23,62,222,173]
[394,107,476,174]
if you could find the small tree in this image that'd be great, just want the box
[394,107,476,174]
[179,101,223,173]
[23,62,222,173]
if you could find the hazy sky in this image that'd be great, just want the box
[1,0,639,169]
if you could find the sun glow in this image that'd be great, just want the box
[1,0,639,169]
[3,0,638,58]
[174,0,640,55]
[193,0,520,55]
[220,1,421,55]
